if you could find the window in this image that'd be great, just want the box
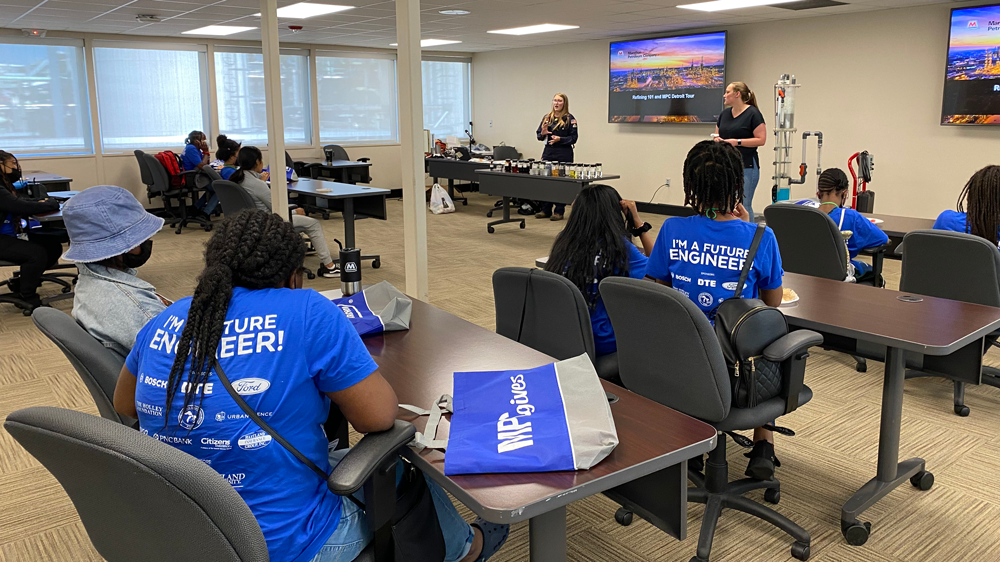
[214,50,311,146]
[317,54,397,144]
[422,60,471,141]
[0,40,92,154]
[94,44,209,150]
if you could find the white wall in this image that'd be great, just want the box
[473,4,1000,220]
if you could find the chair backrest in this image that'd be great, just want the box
[134,150,154,188]
[493,145,519,160]
[763,204,848,281]
[213,180,258,217]
[900,229,1000,307]
[492,267,596,362]
[4,406,269,562]
[600,277,731,422]
[285,151,295,169]
[32,307,132,425]
[323,144,351,162]
[197,166,223,189]
[140,152,173,196]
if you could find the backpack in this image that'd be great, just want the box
[713,224,788,409]
[154,151,185,189]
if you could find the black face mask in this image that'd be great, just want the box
[5,169,21,184]
[122,239,153,269]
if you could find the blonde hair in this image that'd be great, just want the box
[545,93,570,126]
[728,82,758,109]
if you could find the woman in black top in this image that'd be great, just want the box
[535,93,578,220]
[0,151,63,310]
[715,81,766,222]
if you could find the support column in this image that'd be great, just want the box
[395,0,429,300]
[260,0,288,215]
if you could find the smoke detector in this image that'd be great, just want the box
[136,15,162,23]
[288,25,304,32]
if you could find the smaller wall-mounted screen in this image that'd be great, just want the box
[943,4,1000,125]
[609,31,726,124]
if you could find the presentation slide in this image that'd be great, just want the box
[943,5,1000,124]
[608,32,726,124]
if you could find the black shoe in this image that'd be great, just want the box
[744,440,780,480]
[318,264,340,278]
[7,277,20,295]
[15,293,43,313]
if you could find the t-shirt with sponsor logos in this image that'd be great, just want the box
[645,215,783,322]
[126,286,378,562]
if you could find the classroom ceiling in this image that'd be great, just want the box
[0,0,957,53]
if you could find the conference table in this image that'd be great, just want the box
[778,272,1000,545]
[287,178,388,252]
[425,157,493,206]
[302,159,373,184]
[364,298,717,561]
[21,171,72,197]
[475,170,620,233]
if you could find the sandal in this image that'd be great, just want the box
[472,517,509,562]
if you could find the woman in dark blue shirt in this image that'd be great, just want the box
[934,165,1000,246]
[535,93,578,220]
[715,82,766,222]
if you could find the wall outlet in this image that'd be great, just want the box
[489,120,493,127]
[665,178,670,187]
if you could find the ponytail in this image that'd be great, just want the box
[729,82,758,109]
[228,145,263,186]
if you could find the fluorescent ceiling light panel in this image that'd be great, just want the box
[439,9,470,15]
[487,23,578,35]
[253,3,355,18]
[182,25,256,36]
[390,39,462,47]
[678,0,799,11]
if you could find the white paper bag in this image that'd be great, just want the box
[429,183,456,215]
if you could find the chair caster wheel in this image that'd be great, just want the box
[614,508,633,526]
[488,226,495,234]
[306,271,316,280]
[22,309,31,317]
[791,541,810,561]
[204,225,212,232]
[689,557,707,562]
[841,520,871,546]
[519,221,526,229]
[61,287,71,294]
[322,213,330,220]
[462,200,468,206]
[856,363,867,373]
[486,211,493,218]
[764,488,780,504]
[372,259,381,269]
[955,404,970,417]
[910,470,934,491]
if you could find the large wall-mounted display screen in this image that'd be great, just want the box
[943,5,1000,125]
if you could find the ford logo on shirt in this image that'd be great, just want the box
[238,430,273,451]
[233,378,271,396]
[722,282,739,291]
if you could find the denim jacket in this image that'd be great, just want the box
[72,263,167,356]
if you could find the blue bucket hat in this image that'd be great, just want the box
[62,185,165,263]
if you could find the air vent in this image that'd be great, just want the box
[776,0,847,10]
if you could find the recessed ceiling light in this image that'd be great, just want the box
[253,3,355,19]
[439,9,470,15]
[678,0,799,11]
[390,39,462,47]
[487,23,579,35]
[182,25,256,36]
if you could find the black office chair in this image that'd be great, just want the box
[492,145,520,160]
[0,260,76,315]
[320,144,372,184]
[4,406,415,562]
[134,150,212,234]
[764,204,885,373]
[601,277,821,562]
[492,267,619,382]
[899,229,1000,416]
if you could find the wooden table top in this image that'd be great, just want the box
[780,272,1000,354]
[861,212,935,238]
[287,178,389,199]
[365,299,717,522]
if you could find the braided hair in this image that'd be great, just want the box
[544,184,631,310]
[957,165,1000,247]
[162,209,306,428]
[817,168,850,204]
[0,151,21,195]
[683,140,744,216]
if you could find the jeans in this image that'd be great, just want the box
[197,189,220,215]
[310,448,475,562]
[539,201,566,216]
[743,162,760,222]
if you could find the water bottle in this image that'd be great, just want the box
[596,163,603,178]
[340,247,362,296]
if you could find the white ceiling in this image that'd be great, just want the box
[0,0,958,52]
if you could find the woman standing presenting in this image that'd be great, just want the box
[715,82,766,221]
[535,93,578,221]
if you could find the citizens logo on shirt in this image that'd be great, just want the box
[232,378,271,396]
[201,437,232,451]
[178,406,205,431]
[238,430,273,451]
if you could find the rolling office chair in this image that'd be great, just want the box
[318,144,373,184]
[764,203,886,373]
[4,406,415,562]
[492,145,520,160]
[492,267,619,382]
[0,260,76,315]
[134,150,213,234]
[601,277,822,562]
[899,229,1000,416]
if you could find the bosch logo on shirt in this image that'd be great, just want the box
[142,375,168,389]
[238,430,273,451]
[233,378,271,396]
[178,406,205,431]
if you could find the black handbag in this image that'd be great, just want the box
[212,358,446,562]
[713,224,789,409]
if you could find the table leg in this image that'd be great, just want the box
[343,197,355,249]
[841,346,929,546]
[529,506,566,562]
[486,196,526,233]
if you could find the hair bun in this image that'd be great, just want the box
[217,134,229,145]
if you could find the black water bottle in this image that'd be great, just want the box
[340,247,362,296]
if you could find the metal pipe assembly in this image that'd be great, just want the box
[772,74,823,201]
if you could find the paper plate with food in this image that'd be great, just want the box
[781,288,799,305]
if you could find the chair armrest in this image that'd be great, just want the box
[358,158,371,163]
[327,420,416,496]
[763,330,823,362]
[288,204,298,221]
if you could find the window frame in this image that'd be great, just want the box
[316,50,400,146]
[421,56,472,142]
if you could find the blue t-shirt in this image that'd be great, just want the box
[646,215,783,320]
[220,165,237,180]
[826,207,888,258]
[182,143,205,171]
[126,287,378,562]
[933,209,1000,245]
[591,243,648,356]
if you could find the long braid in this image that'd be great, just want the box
[958,165,1000,247]
[162,209,306,429]
[683,140,744,216]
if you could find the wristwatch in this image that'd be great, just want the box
[737,139,742,147]
[630,221,652,237]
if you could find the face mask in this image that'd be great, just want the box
[122,239,153,269]
[5,169,21,184]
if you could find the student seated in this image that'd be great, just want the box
[113,209,508,562]
[216,135,241,180]
[645,140,784,480]
[183,130,220,217]
[543,184,654,357]
[62,185,166,356]
[814,168,888,283]
[934,165,1000,246]
[231,146,340,278]
[0,150,62,311]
